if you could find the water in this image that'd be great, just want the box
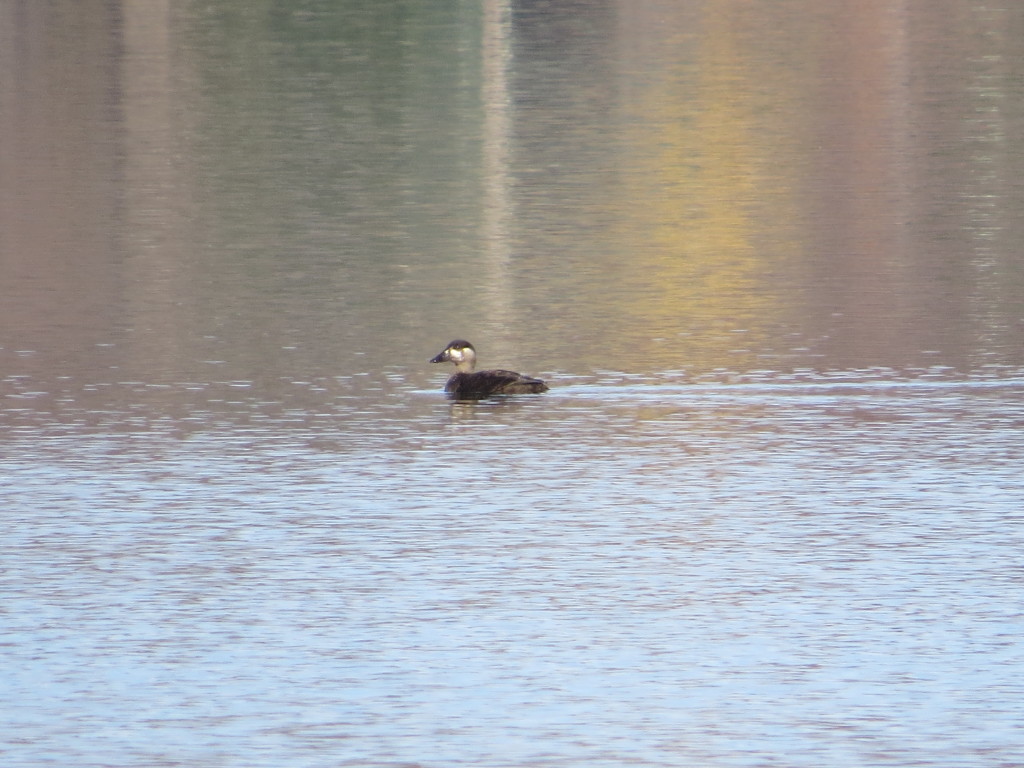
[3,2,1024,767]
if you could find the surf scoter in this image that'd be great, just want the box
[429,340,548,400]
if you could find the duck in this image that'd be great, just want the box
[429,340,549,400]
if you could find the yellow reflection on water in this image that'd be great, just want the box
[604,4,802,372]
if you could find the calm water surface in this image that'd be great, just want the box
[2,2,1024,767]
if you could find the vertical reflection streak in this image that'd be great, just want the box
[480,0,514,352]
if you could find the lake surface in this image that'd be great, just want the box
[2,2,1024,767]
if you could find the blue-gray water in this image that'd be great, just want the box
[2,2,1024,767]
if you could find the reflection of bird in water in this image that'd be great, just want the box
[429,340,548,400]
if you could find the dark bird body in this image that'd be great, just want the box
[429,340,548,400]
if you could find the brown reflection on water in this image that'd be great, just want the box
[796,1,919,368]
[0,2,122,366]
[2,0,1023,407]
[0,1,205,385]
[117,1,205,381]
